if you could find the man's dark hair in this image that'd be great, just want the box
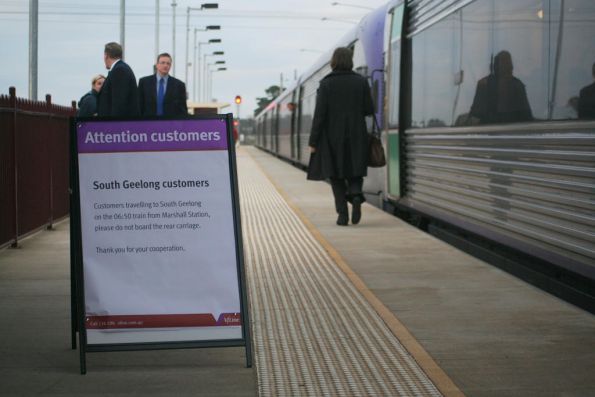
[104,42,123,59]
[494,50,513,77]
[157,52,172,62]
[330,47,353,71]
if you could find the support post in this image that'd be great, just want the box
[172,0,177,76]
[10,87,19,247]
[155,0,160,60]
[185,7,190,86]
[193,29,198,101]
[120,0,125,58]
[46,94,53,229]
[28,0,38,100]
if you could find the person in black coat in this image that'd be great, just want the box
[97,42,140,117]
[307,47,374,226]
[578,62,595,119]
[77,74,105,117]
[138,53,188,117]
[469,50,532,124]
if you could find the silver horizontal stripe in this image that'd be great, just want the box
[410,167,594,211]
[407,0,476,37]
[404,123,595,266]
[408,190,595,261]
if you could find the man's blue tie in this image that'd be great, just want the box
[157,78,165,116]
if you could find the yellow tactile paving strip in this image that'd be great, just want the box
[238,149,443,396]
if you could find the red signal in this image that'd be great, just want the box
[234,95,242,104]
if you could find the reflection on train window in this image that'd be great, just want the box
[492,0,546,122]
[409,0,595,127]
[455,0,491,126]
[551,0,595,120]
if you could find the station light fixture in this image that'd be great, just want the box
[300,48,324,54]
[330,2,374,10]
[185,5,219,85]
[195,37,222,101]
[321,16,357,24]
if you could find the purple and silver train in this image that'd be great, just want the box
[255,0,595,310]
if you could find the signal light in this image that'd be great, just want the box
[234,95,242,104]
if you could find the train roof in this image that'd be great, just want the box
[255,1,389,119]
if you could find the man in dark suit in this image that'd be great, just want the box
[97,42,140,117]
[138,53,188,117]
[578,62,595,119]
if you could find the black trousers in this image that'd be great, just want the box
[330,177,364,215]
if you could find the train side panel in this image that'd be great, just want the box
[389,0,595,277]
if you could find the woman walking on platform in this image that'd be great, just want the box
[307,47,374,226]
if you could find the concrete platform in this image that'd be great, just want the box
[0,222,256,396]
[246,146,595,397]
[1,145,594,396]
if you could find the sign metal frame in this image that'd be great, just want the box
[69,114,252,374]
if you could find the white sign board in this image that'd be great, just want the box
[75,118,244,345]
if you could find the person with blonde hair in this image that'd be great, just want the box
[77,74,105,117]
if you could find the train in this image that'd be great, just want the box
[254,0,595,308]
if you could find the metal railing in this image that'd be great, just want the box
[0,87,75,248]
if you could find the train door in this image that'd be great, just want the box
[295,86,304,162]
[274,105,280,154]
[268,110,274,152]
[290,90,298,161]
[262,113,268,149]
[386,2,405,199]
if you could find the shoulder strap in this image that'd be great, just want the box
[371,113,381,137]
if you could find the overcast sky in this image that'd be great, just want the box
[0,0,388,116]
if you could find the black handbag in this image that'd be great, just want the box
[368,115,386,167]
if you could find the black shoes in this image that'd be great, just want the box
[351,196,363,225]
[336,213,348,226]
[336,195,364,226]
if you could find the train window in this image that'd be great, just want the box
[550,0,595,120]
[457,0,545,125]
[490,0,548,122]
[410,12,459,128]
[407,0,595,127]
[387,4,404,128]
[451,1,491,126]
[353,40,366,76]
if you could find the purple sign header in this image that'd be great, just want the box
[77,119,228,153]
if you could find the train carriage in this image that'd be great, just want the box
[255,0,595,302]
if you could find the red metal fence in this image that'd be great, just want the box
[0,87,75,248]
